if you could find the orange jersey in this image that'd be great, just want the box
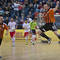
[43,9,55,23]
[0,23,8,38]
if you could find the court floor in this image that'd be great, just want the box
[0,31,60,60]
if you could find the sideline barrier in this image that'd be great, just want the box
[3,29,60,41]
[3,29,31,41]
[15,29,25,40]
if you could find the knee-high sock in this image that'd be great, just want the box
[40,33,50,41]
[11,37,15,46]
[25,36,28,43]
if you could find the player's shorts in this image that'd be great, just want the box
[10,31,15,38]
[24,32,29,37]
[0,38,2,46]
[31,30,36,35]
[40,23,57,32]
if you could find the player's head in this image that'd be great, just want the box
[25,19,28,23]
[33,17,37,22]
[43,4,50,11]
[0,16,3,24]
[11,18,14,22]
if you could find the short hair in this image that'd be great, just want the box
[44,3,51,8]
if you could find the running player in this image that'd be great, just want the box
[8,18,17,47]
[23,20,30,45]
[0,16,8,58]
[39,1,60,44]
[30,18,38,45]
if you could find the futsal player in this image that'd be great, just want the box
[0,16,8,58]
[30,18,38,45]
[23,20,30,45]
[39,1,60,44]
[8,18,16,47]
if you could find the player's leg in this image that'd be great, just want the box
[25,36,28,45]
[40,31,51,44]
[31,30,36,45]
[12,36,15,47]
[24,32,29,45]
[29,30,33,43]
[51,23,60,42]
[32,35,36,45]
[10,32,15,47]
[39,24,51,44]
[53,31,60,39]
[53,30,60,43]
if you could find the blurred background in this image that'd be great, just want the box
[0,0,60,29]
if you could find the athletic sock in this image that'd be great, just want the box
[40,33,50,40]
[12,37,15,46]
[25,36,28,43]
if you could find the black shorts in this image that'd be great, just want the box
[0,38,2,46]
[40,23,57,32]
[31,30,36,35]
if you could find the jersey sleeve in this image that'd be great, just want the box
[49,9,54,14]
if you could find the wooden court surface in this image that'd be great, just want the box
[0,30,60,60]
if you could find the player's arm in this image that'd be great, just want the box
[53,1,59,12]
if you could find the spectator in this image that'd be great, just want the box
[27,15,32,23]
[47,0,52,6]
[15,16,19,28]
[4,16,9,25]
[18,2,23,17]
[0,7,4,16]
[12,1,20,17]
[28,11,33,19]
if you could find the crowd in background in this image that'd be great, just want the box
[0,0,60,29]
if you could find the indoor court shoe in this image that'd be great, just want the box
[12,45,15,47]
[0,56,2,58]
